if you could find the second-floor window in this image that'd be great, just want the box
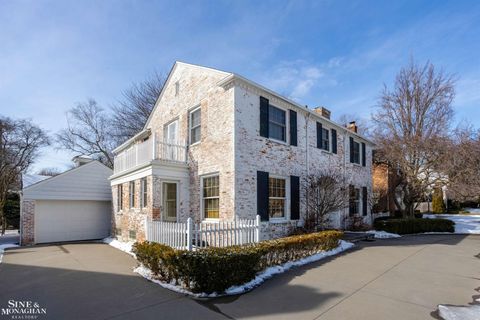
[268,105,286,142]
[129,181,135,208]
[352,141,360,164]
[322,128,330,151]
[189,107,201,145]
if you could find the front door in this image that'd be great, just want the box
[163,182,177,222]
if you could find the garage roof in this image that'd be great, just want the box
[23,161,112,201]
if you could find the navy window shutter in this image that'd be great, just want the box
[316,122,322,149]
[349,184,355,216]
[349,137,354,163]
[260,96,269,138]
[290,175,300,220]
[331,129,337,154]
[362,187,368,216]
[361,142,366,166]
[289,110,297,146]
[257,171,269,221]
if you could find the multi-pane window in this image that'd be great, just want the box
[349,185,360,216]
[141,178,148,208]
[268,105,286,142]
[322,128,330,151]
[117,184,123,211]
[352,141,360,164]
[129,181,135,208]
[203,175,219,219]
[269,177,286,218]
[189,107,201,144]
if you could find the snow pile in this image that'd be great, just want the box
[0,244,19,263]
[438,304,480,320]
[464,208,480,214]
[424,214,480,234]
[103,237,135,256]
[366,230,401,239]
[134,240,354,297]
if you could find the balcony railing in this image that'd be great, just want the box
[113,137,187,174]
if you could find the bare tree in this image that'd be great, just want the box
[56,99,116,168]
[303,170,348,231]
[441,125,480,202]
[111,72,166,145]
[0,117,49,234]
[37,167,62,176]
[372,59,455,217]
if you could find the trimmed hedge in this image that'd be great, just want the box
[374,218,454,234]
[133,230,342,294]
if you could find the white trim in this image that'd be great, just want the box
[161,180,179,222]
[200,173,220,221]
[268,175,289,221]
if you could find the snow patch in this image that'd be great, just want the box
[103,237,135,256]
[464,208,480,214]
[438,304,480,320]
[0,244,19,263]
[366,230,401,239]
[424,214,480,234]
[134,240,354,297]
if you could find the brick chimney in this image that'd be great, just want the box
[347,121,358,133]
[313,106,331,119]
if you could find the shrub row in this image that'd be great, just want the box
[374,218,454,234]
[133,230,342,294]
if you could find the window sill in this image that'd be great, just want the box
[265,137,288,146]
[202,218,220,223]
[189,141,201,147]
[269,218,289,224]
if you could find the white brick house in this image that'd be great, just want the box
[109,61,374,241]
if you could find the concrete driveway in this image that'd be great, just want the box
[1,235,479,320]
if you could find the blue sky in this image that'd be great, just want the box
[1,0,479,172]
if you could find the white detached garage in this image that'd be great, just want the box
[20,159,112,245]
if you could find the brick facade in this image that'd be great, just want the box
[20,200,35,245]
[110,62,375,241]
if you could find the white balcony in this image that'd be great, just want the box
[113,137,187,175]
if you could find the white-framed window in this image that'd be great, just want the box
[117,184,123,211]
[140,178,148,208]
[269,177,286,219]
[322,127,330,151]
[189,107,201,145]
[129,181,135,209]
[268,105,286,142]
[202,175,219,219]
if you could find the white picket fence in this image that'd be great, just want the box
[145,216,261,250]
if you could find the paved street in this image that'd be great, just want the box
[1,235,479,319]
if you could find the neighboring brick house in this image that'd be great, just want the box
[109,61,375,241]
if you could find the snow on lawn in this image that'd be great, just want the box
[439,304,480,320]
[366,230,401,239]
[424,214,480,234]
[103,237,135,256]
[0,244,19,263]
[134,240,355,298]
[464,208,480,214]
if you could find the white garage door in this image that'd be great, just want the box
[35,200,111,243]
